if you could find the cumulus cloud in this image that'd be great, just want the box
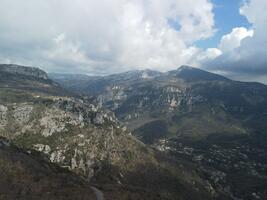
[219,27,253,53]
[0,0,215,74]
[204,0,267,83]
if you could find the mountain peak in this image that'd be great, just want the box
[174,65,229,82]
[177,65,194,71]
[0,64,48,80]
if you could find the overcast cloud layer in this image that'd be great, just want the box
[0,0,267,82]
[0,0,215,74]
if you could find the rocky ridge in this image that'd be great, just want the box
[0,64,48,80]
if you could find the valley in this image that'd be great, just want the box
[0,64,215,200]
[0,64,266,200]
[50,65,267,200]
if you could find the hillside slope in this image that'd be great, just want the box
[0,137,96,200]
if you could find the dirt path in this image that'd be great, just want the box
[91,186,104,200]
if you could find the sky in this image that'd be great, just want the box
[196,0,251,48]
[0,0,267,83]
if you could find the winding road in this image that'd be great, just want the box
[91,186,105,200]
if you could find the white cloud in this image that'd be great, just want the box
[219,27,253,53]
[196,48,222,64]
[204,0,267,80]
[0,0,215,74]
[48,33,91,65]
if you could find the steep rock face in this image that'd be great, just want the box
[0,65,69,99]
[0,64,48,80]
[0,65,154,183]
[0,96,150,180]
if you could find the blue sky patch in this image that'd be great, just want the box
[167,18,181,31]
[196,0,252,48]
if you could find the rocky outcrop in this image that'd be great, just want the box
[0,95,150,181]
[0,105,8,130]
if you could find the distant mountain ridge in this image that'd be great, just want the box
[49,66,230,87]
[49,66,234,95]
[49,65,267,144]
[169,65,230,82]
[0,64,48,80]
[0,64,71,97]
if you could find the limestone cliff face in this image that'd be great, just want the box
[0,64,153,182]
[0,64,48,80]
[0,96,150,181]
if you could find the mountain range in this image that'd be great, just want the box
[50,65,267,199]
[50,65,267,145]
[0,64,266,200]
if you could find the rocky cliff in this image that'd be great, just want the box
[0,94,149,181]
